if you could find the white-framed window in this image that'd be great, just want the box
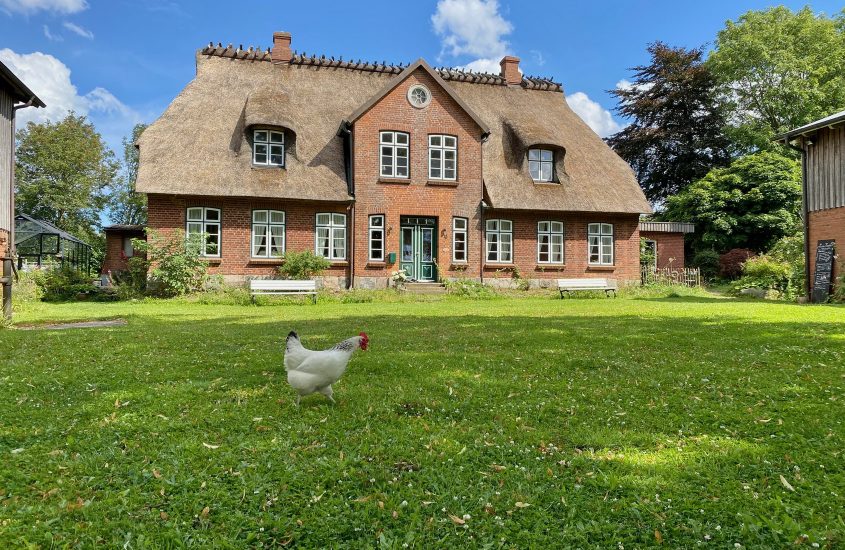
[186,207,221,257]
[253,130,284,167]
[316,213,346,260]
[486,219,512,263]
[368,215,384,261]
[429,135,457,180]
[251,210,285,258]
[538,221,565,264]
[529,149,554,182]
[380,131,409,178]
[453,217,468,262]
[588,223,614,265]
[408,84,432,108]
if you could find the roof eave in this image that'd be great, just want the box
[0,61,45,108]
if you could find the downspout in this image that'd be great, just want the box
[338,121,355,290]
[479,131,490,285]
[785,137,811,298]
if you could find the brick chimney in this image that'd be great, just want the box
[499,56,521,85]
[271,31,292,64]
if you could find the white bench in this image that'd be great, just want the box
[249,279,317,304]
[558,278,617,298]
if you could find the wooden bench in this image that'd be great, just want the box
[249,279,317,304]
[557,278,617,298]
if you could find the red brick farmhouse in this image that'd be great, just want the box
[133,32,653,289]
[778,110,845,300]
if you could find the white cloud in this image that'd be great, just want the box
[615,78,653,93]
[42,24,62,41]
[0,0,87,15]
[0,49,142,152]
[432,0,512,70]
[566,92,624,138]
[461,58,501,74]
[62,21,93,39]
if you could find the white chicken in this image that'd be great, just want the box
[284,330,369,406]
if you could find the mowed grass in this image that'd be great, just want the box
[1,295,844,548]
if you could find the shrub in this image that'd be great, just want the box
[731,255,791,297]
[277,250,331,280]
[35,266,96,301]
[768,233,805,297]
[719,248,755,279]
[132,229,208,297]
[691,250,720,280]
[445,278,494,299]
[640,237,657,267]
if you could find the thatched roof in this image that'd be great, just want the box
[136,45,650,214]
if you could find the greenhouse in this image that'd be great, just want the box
[14,214,93,274]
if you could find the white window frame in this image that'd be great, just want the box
[251,210,285,258]
[368,215,385,262]
[529,149,554,182]
[429,135,457,181]
[588,223,614,266]
[537,221,565,264]
[315,213,347,261]
[379,131,410,178]
[253,129,285,167]
[485,219,512,263]
[452,217,468,263]
[186,207,221,258]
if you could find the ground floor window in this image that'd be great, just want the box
[186,207,221,257]
[486,219,512,263]
[588,223,614,265]
[252,210,285,258]
[538,221,564,263]
[453,217,468,262]
[316,213,346,260]
[369,215,384,261]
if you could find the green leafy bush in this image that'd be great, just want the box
[277,250,331,280]
[132,229,208,297]
[640,237,657,267]
[445,278,494,299]
[768,234,805,298]
[719,248,755,279]
[34,266,111,301]
[691,250,720,280]
[731,255,791,298]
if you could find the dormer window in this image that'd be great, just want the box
[253,129,284,167]
[529,149,554,182]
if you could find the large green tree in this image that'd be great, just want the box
[108,123,148,225]
[606,42,731,204]
[15,113,119,244]
[661,152,802,254]
[708,6,845,152]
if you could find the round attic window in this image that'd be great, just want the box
[407,84,431,108]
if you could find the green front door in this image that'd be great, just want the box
[400,217,437,281]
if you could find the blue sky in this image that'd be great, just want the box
[1,0,843,155]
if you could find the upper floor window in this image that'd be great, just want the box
[588,223,614,265]
[453,217,468,262]
[486,219,512,263]
[369,215,384,261]
[538,221,564,264]
[380,131,409,178]
[429,135,457,180]
[186,207,221,257]
[253,130,284,167]
[529,149,554,182]
[316,213,347,260]
[408,84,432,108]
[252,210,285,258]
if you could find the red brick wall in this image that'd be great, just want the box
[484,211,641,283]
[146,194,350,279]
[101,230,145,274]
[351,68,485,282]
[808,206,845,291]
[640,231,686,269]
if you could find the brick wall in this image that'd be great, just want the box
[352,68,485,284]
[484,210,641,285]
[0,228,8,258]
[808,206,845,292]
[146,194,350,282]
[640,231,686,269]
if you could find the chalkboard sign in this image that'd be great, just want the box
[812,239,836,303]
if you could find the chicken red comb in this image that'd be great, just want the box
[359,332,368,339]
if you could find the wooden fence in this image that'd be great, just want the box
[641,266,701,287]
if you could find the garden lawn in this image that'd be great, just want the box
[1,295,844,548]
